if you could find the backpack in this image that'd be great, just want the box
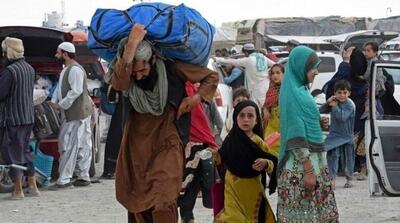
[87,2,215,66]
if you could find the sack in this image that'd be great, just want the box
[88,2,215,66]
[33,104,54,139]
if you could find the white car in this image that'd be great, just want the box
[379,50,400,61]
[365,60,400,196]
[279,52,343,105]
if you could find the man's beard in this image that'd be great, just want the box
[135,63,158,91]
[55,57,65,66]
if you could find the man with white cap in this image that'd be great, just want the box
[50,42,93,189]
[214,43,275,109]
[0,37,40,199]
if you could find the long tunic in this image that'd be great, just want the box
[263,106,280,157]
[320,99,355,151]
[215,135,276,223]
[0,67,34,167]
[216,56,274,108]
[112,59,218,213]
[277,151,338,223]
[51,64,93,184]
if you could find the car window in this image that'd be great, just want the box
[279,56,337,73]
[318,57,336,73]
[380,53,400,61]
[385,68,400,85]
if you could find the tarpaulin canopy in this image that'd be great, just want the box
[265,30,377,45]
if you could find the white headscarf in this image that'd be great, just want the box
[1,37,24,60]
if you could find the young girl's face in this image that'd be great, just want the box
[237,106,257,135]
[269,66,283,84]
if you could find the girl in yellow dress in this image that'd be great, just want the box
[263,64,284,157]
[211,100,277,223]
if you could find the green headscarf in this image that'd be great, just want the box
[278,46,324,165]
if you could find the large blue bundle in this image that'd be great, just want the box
[88,2,215,66]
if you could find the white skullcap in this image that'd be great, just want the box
[1,37,24,60]
[134,40,152,62]
[58,42,76,53]
[242,43,255,51]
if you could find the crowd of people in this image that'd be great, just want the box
[1,21,400,223]
[0,38,97,198]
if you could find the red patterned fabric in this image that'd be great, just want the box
[263,83,280,109]
[185,82,217,147]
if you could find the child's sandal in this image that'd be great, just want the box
[344,181,353,188]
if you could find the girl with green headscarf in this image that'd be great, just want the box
[277,46,339,222]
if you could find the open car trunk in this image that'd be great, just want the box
[0,26,104,95]
[0,26,74,74]
[339,30,399,55]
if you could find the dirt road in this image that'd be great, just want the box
[1,116,399,222]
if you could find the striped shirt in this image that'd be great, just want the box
[0,59,35,127]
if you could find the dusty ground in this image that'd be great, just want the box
[2,176,400,223]
[1,116,400,223]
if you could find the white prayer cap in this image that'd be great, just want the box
[58,42,76,53]
[134,40,153,62]
[242,43,255,51]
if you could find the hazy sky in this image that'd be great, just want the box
[1,0,399,27]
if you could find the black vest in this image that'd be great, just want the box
[164,61,191,145]
[0,59,35,127]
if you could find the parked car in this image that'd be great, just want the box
[379,50,400,61]
[0,26,104,177]
[365,60,400,197]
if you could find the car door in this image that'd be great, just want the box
[365,61,400,196]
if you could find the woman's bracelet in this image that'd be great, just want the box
[304,168,314,175]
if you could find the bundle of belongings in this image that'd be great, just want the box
[87,2,215,67]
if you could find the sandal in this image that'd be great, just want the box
[100,173,115,180]
[344,181,353,188]
[357,174,367,181]
[25,188,41,197]
[9,191,24,200]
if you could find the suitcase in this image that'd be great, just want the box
[42,101,61,135]
[33,103,54,139]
